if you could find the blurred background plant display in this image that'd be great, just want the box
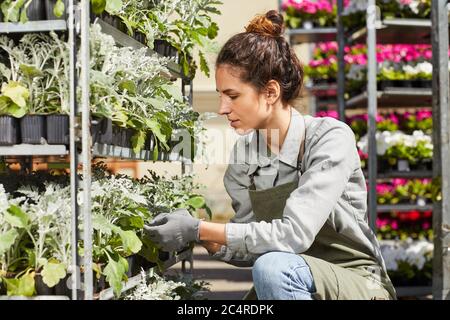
[380,238,433,286]
[104,0,222,78]
[342,0,433,31]
[0,163,211,297]
[304,41,446,97]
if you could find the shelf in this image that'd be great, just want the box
[0,20,67,33]
[377,204,433,212]
[346,87,432,109]
[287,28,337,44]
[92,143,192,163]
[305,83,337,97]
[350,18,433,44]
[96,20,184,80]
[0,295,70,300]
[363,170,433,179]
[0,144,68,156]
[395,286,432,298]
[98,248,193,300]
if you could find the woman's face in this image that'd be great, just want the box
[216,64,271,135]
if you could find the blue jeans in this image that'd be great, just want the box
[252,252,316,300]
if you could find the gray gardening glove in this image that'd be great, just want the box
[144,209,200,252]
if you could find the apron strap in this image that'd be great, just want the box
[251,113,307,185]
[297,115,307,173]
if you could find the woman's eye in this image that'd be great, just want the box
[229,96,238,100]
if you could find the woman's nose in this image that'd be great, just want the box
[218,98,231,115]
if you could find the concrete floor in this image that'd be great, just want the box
[169,245,253,300]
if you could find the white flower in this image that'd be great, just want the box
[416,62,432,75]
[403,64,418,76]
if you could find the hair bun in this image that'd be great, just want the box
[245,10,284,38]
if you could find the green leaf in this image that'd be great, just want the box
[1,81,29,108]
[161,84,183,102]
[0,62,11,80]
[185,196,205,209]
[19,64,43,79]
[103,255,126,297]
[145,119,168,150]
[105,0,123,14]
[53,0,65,18]
[199,51,210,78]
[118,230,142,254]
[0,229,19,256]
[118,79,136,95]
[1,0,24,22]
[4,271,36,297]
[92,214,114,236]
[41,262,66,288]
[5,205,29,229]
[91,0,106,15]
[147,97,166,110]
[131,130,146,154]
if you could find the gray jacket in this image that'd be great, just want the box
[213,108,387,272]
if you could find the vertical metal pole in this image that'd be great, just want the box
[80,0,93,300]
[367,0,378,231]
[337,0,346,122]
[431,0,450,300]
[68,0,80,301]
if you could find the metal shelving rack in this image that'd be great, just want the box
[282,0,449,299]
[0,0,194,300]
[338,0,449,299]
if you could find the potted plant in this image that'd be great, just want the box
[0,0,45,22]
[0,81,26,145]
[45,0,68,20]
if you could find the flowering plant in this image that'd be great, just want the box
[377,211,432,240]
[343,0,433,31]
[281,0,339,28]
[377,178,432,205]
[357,130,433,169]
[380,238,433,286]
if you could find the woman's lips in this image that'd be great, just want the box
[230,120,239,127]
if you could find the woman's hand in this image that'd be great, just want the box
[200,241,222,255]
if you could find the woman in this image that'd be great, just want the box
[145,10,396,300]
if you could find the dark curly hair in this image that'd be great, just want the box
[216,10,304,104]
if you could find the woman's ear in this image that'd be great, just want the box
[264,80,281,105]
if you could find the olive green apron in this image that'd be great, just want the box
[243,119,396,300]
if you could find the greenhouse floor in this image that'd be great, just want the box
[169,245,253,300]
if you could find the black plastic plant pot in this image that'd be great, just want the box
[145,132,155,152]
[44,0,68,20]
[413,79,432,88]
[0,116,20,145]
[112,125,123,146]
[26,1,46,21]
[378,80,394,90]
[134,31,146,45]
[153,39,168,56]
[46,114,69,145]
[91,117,113,145]
[20,115,46,144]
[158,250,170,262]
[35,274,54,295]
[122,128,135,149]
[53,274,71,296]
[93,275,106,293]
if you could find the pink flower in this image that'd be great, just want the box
[391,220,399,230]
[376,218,389,228]
[416,109,432,121]
[392,178,408,187]
[387,113,399,125]
[376,184,392,195]
[422,221,431,229]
